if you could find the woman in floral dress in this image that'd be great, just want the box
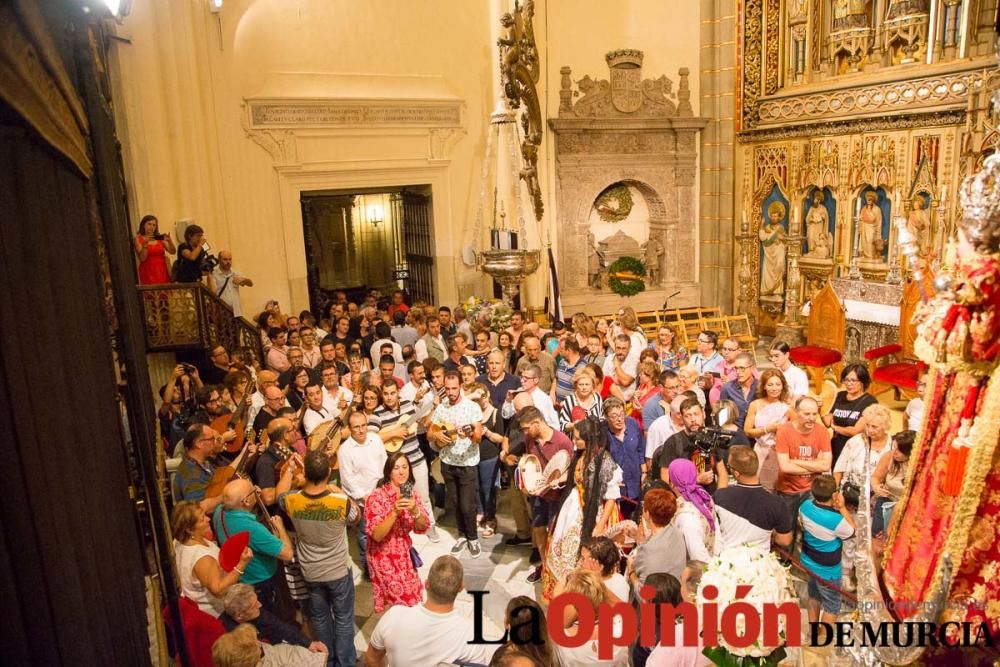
[365,451,429,612]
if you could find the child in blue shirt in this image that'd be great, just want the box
[799,474,855,624]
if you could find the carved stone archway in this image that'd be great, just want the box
[548,50,708,313]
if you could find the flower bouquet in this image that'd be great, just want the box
[464,296,512,334]
[696,545,797,666]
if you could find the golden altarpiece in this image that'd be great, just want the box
[735,0,1000,350]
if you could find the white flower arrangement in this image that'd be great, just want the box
[696,545,797,663]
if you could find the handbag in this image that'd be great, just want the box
[409,546,423,570]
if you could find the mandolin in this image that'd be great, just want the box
[306,404,354,469]
[215,381,253,454]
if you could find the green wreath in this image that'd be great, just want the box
[594,184,634,223]
[608,255,646,297]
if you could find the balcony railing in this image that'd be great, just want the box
[138,283,263,362]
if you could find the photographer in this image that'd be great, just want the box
[209,250,253,318]
[649,398,729,494]
[176,224,212,283]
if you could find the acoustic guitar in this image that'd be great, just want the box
[306,404,354,469]
[383,400,436,452]
[205,426,258,498]
[432,421,475,448]
[214,383,252,454]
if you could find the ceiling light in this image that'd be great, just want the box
[210,0,223,12]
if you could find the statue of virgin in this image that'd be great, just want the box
[759,201,788,297]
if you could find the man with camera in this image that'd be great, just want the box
[209,250,253,318]
[175,224,216,283]
[649,397,729,493]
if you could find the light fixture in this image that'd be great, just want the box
[209,0,223,13]
[94,0,131,17]
[367,204,384,227]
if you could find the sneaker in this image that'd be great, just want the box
[526,565,542,583]
[468,540,482,558]
[450,538,468,554]
[505,536,532,547]
[529,548,541,565]
[426,526,440,543]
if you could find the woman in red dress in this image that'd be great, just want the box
[134,214,175,284]
[365,450,429,613]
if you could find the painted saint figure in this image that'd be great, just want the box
[858,191,883,261]
[759,201,788,297]
[906,194,931,254]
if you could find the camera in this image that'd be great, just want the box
[153,233,165,241]
[181,363,197,374]
[691,426,734,452]
[200,253,219,274]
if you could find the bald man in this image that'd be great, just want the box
[248,370,287,426]
[213,477,295,621]
[210,250,253,318]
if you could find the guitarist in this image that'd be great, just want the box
[174,423,226,513]
[301,384,331,437]
[374,382,438,543]
[256,418,298,512]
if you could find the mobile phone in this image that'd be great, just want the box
[400,482,413,498]
[153,233,164,241]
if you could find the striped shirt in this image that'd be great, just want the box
[554,357,587,403]
[373,400,424,466]
[799,498,854,581]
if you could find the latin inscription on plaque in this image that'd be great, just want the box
[250,102,462,128]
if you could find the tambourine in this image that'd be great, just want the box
[517,449,570,496]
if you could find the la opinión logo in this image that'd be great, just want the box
[468,588,994,659]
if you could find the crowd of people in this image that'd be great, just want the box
[159,274,921,666]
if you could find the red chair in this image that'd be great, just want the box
[865,280,926,400]
[163,596,225,667]
[790,281,845,395]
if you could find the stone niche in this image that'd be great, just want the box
[548,50,707,313]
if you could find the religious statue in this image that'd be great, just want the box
[804,230,832,259]
[587,231,604,289]
[858,191,884,261]
[874,152,1000,656]
[641,236,665,286]
[832,0,871,31]
[805,190,830,255]
[497,13,521,105]
[758,201,788,297]
[906,194,931,254]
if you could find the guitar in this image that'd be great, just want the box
[214,382,253,454]
[306,404,355,469]
[432,420,475,448]
[205,426,258,498]
[383,400,437,452]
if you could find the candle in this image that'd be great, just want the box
[741,210,748,232]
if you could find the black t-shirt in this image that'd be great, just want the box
[200,364,228,386]
[830,391,878,458]
[174,242,204,282]
[253,408,277,438]
[480,408,502,460]
[651,430,725,494]
[714,483,792,535]
[253,449,282,512]
[322,333,354,350]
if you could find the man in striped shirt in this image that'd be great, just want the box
[552,337,586,410]
[374,381,439,542]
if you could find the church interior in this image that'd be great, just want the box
[1,0,998,665]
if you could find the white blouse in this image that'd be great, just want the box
[174,540,223,617]
[834,433,891,486]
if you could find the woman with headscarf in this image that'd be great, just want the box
[666,459,716,565]
[542,416,624,601]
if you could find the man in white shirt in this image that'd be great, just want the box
[414,316,448,363]
[769,341,810,399]
[500,363,559,430]
[364,555,493,667]
[337,411,387,579]
[645,395,686,463]
[602,334,639,400]
[319,364,353,416]
[301,384,330,437]
[209,250,253,318]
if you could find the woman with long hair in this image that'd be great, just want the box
[630,359,663,431]
[365,451,429,612]
[134,214,175,284]
[552,570,628,666]
[489,596,553,666]
[743,368,797,491]
[284,366,311,411]
[572,312,597,350]
[497,331,516,374]
[648,324,688,370]
[543,416,623,601]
